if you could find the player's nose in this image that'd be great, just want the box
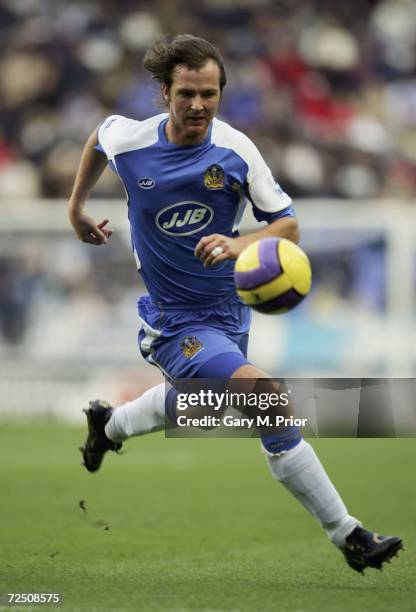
[190,96,204,111]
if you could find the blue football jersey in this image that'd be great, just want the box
[97,113,294,308]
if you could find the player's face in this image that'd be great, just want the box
[164,60,221,145]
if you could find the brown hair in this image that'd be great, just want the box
[143,34,226,92]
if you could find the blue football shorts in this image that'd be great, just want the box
[137,294,252,380]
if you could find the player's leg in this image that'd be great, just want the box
[229,364,359,547]
[103,325,249,440]
[80,318,249,471]
[104,383,172,442]
[230,363,403,571]
[80,384,178,472]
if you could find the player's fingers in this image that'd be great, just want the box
[194,234,218,257]
[200,242,221,265]
[199,237,225,263]
[97,219,112,231]
[100,228,113,239]
[79,233,100,245]
[194,239,208,257]
[89,233,107,244]
[203,245,227,267]
[97,219,113,239]
[78,228,107,245]
[207,251,228,267]
[93,227,108,244]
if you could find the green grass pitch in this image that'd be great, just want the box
[0,424,414,611]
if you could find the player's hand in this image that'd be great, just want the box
[194,234,240,267]
[70,211,113,245]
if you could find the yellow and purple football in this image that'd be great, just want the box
[234,237,312,314]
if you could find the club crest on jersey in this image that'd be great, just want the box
[181,336,204,360]
[138,177,155,189]
[203,164,224,190]
[155,201,213,236]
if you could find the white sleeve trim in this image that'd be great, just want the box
[211,118,292,213]
[98,114,167,161]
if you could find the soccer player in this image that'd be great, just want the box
[69,34,403,574]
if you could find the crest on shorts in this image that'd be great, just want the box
[181,335,204,359]
[203,164,224,190]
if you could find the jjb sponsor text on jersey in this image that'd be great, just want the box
[155,202,214,236]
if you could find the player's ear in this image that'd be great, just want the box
[162,84,170,104]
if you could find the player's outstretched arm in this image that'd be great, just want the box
[234,215,299,250]
[195,216,299,267]
[68,129,113,245]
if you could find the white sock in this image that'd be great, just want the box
[105,383,166,442]
[266,439,360,548]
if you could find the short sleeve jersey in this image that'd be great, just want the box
[97,114,293,308]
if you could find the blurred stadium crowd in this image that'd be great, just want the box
[0,0,415,200]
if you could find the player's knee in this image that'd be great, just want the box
[230,364,269,379]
